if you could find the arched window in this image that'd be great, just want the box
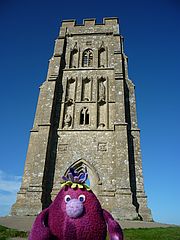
[82,49,93,67]
[80,107,89,125]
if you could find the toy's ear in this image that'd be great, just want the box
[28,208,53,240]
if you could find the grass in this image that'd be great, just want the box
[0,225,180,240]
[124,227,180,240]
[0,225,28,240]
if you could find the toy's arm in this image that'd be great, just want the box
[103,209,123,240]
[28,208,54,240]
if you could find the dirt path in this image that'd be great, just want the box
[0,216,178,233]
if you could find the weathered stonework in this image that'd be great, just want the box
[11,17,152,221]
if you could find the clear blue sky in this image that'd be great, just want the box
[0,0,180,225]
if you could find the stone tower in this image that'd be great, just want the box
[11,17,152,221]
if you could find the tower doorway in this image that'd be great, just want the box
[63,159,101,195]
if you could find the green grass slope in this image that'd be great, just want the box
[0,225,180,240]
[0,225,28,240]
[124,227,180,240]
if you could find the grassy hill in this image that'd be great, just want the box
[124,227,180,240]
[0,225,180,240]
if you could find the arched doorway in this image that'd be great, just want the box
[63,159,101,195]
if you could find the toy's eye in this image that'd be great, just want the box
[65,195,71,203]
[78,194,86,202]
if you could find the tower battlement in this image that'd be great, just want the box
[61,17,119,27]
[59,17,120,38]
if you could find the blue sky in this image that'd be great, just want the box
[0,0,180,225]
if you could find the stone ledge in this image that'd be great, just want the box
[66,32,114,36]
[57,129,114,132]
[63,67,114,71]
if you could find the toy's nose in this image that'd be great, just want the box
[66,199,84,218]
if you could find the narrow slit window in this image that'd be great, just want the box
[85,112,89,124]
[89,52,93,67]
[80,112,84,124]
[83,52,88,66]
[80,107,89,125]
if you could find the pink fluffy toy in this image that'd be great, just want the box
[29,168,123,240]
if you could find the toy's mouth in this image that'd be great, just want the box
[66,199,84,218]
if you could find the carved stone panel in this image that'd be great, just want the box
[58,144,68,152]
[98,142,107,151]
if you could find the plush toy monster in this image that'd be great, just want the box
[29,168,123,240]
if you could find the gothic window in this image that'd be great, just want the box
[82,49,93,67]
[98,48,106,68]
[80,107,89,125]
[70,49,78,68]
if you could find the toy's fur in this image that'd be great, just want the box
[29,184,123,240]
